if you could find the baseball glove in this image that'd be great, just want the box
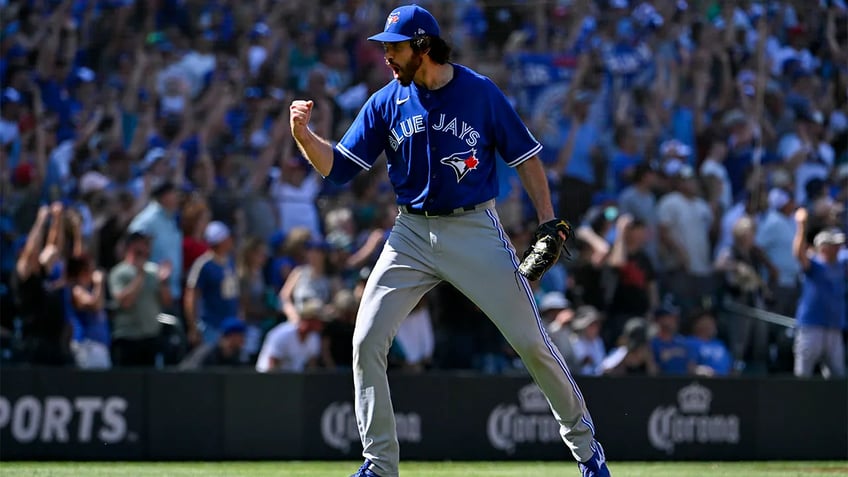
[518,218,574,281]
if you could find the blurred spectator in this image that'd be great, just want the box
[97,190,139,272]
[0,87,22,146]
[539,291,576,369]
[699,139,732,213]
[618,163,658,229]
[394,298,435,373]
[715,216,777,372]
[650,308,695,376]
[179,317,248,370]
[778,109,834,205]
[184,221,239,346]
[569,306,606,376]
[604,214,658,347]
[266,227,311,293]
[270,155,324,240]
[716,187,767,259]
[792,209,846,379]
[66,253,110,369]
[255,298,326,373]
[321,289,358,370]
[657,165,715,314]
[756,188,801,316]
[108,232,170,367]
[609,124,643,194]
[237,236,274,362]
[180,195,211,275]
[279,239,335,322]
[128,181,183,303]
[552,91,604,224]
[618,162,659,264]
[14,204,71,366]
[601,317,657,376]
[687,310,732,377]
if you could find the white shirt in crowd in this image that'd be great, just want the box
[778,133,835,204]
[657,191,714,275]
[395,307,435,366]
[700,158,733,212]
[255,322,320,373]
[756,209,800,288]
[271,173,323,239]
[715,202,750,260]
[570,336,606,376]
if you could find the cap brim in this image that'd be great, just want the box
[367,32,412,42]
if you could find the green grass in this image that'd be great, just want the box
[1,461,847,477]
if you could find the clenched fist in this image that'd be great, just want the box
[794,207,808,225]
[290,100,314,139]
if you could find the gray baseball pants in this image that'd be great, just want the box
[794,325,846,378]
[353,204,598,477]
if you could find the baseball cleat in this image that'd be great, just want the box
[350,459,381,477]
[578,443,611,477]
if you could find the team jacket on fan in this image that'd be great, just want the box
[327,63,542,211]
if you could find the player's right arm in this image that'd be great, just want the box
[290,96,385,184]
[290,100,335,176]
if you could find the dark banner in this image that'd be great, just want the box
[1,369,845,461]
[0,368,146,459]
[755,378,848,460]
[584,378,758,460]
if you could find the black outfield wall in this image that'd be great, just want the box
[1,369,845,461]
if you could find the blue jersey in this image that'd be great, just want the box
[651,335,693,375]
[328,64,542,211]
[186,252,240,328]
[688,337,732,376]
[796,256,847,330]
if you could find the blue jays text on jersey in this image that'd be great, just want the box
[327,63,542,211]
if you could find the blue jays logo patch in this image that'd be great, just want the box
[385,12,400,30]
[441,149,479,182]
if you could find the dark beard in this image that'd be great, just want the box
[395,54,423,86]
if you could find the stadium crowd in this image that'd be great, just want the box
[0,0,845,379]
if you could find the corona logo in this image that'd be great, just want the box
[677,383,711,414]
[648,382,740,454]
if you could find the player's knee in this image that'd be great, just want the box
[511,336,549,364]
[352,332,385,363]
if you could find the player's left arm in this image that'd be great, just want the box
[515,157,556,223]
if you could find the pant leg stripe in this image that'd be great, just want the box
[484,210,595,436]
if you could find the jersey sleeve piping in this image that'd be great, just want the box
[506,142,543,168]
[335,143,372,171]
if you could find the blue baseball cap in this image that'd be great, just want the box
[220,317,247,336]
[368,5,440,43]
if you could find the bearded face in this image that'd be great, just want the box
[383,41,425,87]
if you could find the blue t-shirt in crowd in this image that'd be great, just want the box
[610,151,642,193]
[66,290,111,346]
[688,337,732,376]
[563,121,601,184]
[724,145,755,202]
[651,334,693,375]
[795,256,847,330]
[187,253,240,329]
[670,107,695,155]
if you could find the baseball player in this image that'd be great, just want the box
[289,5,610,477]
